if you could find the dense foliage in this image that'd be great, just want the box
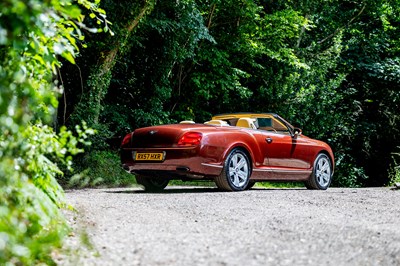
[63,0,400,187]
[0,0,103,263]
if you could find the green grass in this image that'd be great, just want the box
[256,181,304,189]
[169,180,216,187]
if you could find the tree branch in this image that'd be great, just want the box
[56,67,67,126]
[207,3,216,29]
[318,4,366,45]
[296,14,309,48]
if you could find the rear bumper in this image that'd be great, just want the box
[121,147,223,178]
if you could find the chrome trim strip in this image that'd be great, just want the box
[201,163,223,168]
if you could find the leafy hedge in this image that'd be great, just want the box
[0,124,93,264]
[0,0,107,264]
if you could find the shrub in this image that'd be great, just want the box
[0,0,108,264]
[69,150,136,188]
[0,123,93,264]
[390,150,400,187]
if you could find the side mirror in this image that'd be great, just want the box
[293,127,302,138]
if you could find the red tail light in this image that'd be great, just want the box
[177,132,202,146]
[121,133,132,146]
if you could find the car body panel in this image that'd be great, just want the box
[120,113,334,183]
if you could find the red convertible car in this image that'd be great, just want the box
[121,113,334,192]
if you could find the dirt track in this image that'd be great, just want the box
[61,187,400,265]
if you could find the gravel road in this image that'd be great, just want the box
[61,186,400,266]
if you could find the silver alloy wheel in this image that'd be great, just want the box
[228,153,249,188]
[315,156,331,188]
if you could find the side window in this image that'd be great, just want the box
[257,118,272,128]
[257,117,289,133]
[257,118,274,131]
[272,118,289,133]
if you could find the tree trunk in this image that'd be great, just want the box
[86,2,154,125]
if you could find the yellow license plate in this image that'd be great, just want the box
[134,152,164,161]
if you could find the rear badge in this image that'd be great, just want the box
[149,130,158,135]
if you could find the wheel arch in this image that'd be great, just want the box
[214,144,254,191]
[203,130,262,174]
[315,149,335,175]
[222,144,254,174]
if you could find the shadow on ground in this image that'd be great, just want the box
[104,186,306,194]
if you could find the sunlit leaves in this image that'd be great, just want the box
[0,0,105,264]
[251,9,312,68]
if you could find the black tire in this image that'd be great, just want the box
[214,148,251,191]
[245,181,256,190]
[305,153,332,190]
[135,175,169,192]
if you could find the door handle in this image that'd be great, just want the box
[266,137,273,144]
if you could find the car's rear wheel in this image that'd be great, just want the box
[215,148,251,191]
[135,175,169,192]
[305,153,332,190]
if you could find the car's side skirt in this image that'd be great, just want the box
[251,168,312,181]
[201,163,223,168]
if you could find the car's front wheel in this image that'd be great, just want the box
[215,148,251,191]
[135,175,169,192]
[305,153,332,190]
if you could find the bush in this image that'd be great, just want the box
[390,151,400,187]
[0,181,68,265]
[69,151,136,188]
[0,0,108,264]
[0,123,92,264]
